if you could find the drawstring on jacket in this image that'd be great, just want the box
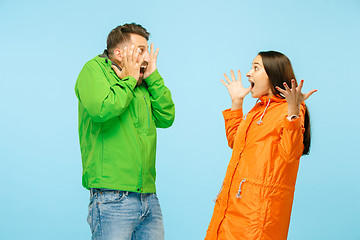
[235,179,246,199]
[257,98,271,125]
[213,182,224,202]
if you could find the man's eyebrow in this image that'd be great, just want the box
[138,45,148,48]
[253,62,261,65]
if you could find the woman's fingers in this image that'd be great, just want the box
[224,73,231,84]
[291,79,296,90]
[303,89,318,101]
[297,79,304,91]
[276,86,286,94]
[283,82,291,91]
[230,70,236,82]
[220,79,228,87]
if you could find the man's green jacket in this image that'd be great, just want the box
[75,55,175,193]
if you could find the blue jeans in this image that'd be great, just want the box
[87,189,164,240]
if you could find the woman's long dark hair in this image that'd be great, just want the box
[258,51,311,155]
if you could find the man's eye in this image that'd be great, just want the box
[254,67,258,70]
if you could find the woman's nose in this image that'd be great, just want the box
[246,70,252,77]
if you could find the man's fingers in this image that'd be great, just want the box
[111,65,121,77]
[150,43,154,55]
[138,55,145,66]
[303,89,317,101]
[123,47,127,59]
[154,48,159,59]
[129,45,135,61]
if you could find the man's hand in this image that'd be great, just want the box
[143,43,159,79]
[111,45,144,82]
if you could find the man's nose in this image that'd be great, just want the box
[143,51,150,62]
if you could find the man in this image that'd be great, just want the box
[75,23,175,240]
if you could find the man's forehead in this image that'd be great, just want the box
[129,33,148,46]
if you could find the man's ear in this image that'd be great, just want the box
[113,49,123,61]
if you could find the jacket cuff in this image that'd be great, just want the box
[283,116,302,130]
[144,69,161,86]
[122,76,137,90]
[222,108,243,120]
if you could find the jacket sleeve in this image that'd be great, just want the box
[222,108,243,149]
[75,60,137,122]
[144,70,175,128]
[278,106,306,162]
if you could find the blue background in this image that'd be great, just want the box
[1,0,359,239]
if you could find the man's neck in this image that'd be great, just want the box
[99,49,122,71]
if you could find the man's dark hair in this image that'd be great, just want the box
[107,23,150,54]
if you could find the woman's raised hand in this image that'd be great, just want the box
[276,79,317,116]
[221,70,251,110]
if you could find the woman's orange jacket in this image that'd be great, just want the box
[205,96,305,240]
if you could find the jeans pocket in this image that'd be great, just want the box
[98,190,127,204]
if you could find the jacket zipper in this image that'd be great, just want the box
[140,95,150,192]
[144,95,150,127]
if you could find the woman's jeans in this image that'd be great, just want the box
[88,189,164,240]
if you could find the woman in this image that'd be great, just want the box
[205,51,317,240]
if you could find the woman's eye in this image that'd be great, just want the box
[255,67,258,70]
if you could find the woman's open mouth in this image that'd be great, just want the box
[249,80,255,89]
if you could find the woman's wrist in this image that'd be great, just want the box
[231,99,243,110]
[287,105,300,116]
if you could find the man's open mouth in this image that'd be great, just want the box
[140,62,148,75]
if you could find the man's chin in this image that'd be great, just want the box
[136,76,143,86]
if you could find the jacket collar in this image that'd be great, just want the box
[98,49,122,71]
[259,95,286,104]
